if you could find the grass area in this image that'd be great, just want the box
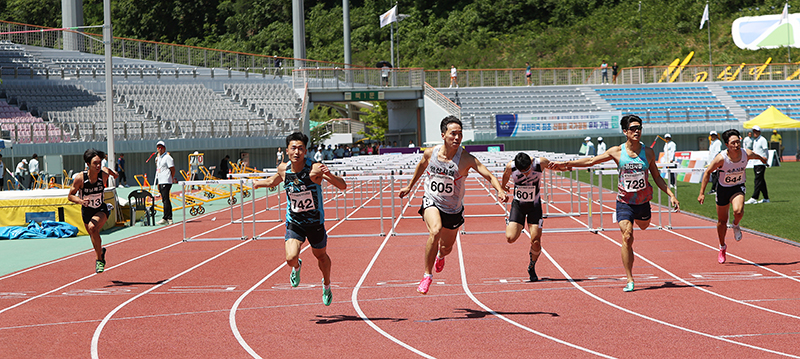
[573,162,800,242]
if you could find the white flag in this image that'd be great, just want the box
[780,3,789,24]
[700,4,709,29]
[380,5,398,28]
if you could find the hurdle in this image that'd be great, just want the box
[227,172,285,226]
[178,179,251,242]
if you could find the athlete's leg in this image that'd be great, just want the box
[505,222,524,243]
[422,207,444,275]
[528,223,542,262]
[87,212,108,261]
[312,246,331,286]
[619,220,635,285]
[730,193,745,226]
[716,203,730,247]
[285,238,303,269]
[437,227,460,257]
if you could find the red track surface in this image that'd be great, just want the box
[1,176,799,358]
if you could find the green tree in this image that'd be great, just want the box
[358,101,388,142]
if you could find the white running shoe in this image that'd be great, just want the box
[156,219,168,225]
[758,199,770,203]
[744,198,758,205]
[733,224,742,241]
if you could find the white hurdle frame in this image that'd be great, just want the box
[179,179,251,242]
[227,172,284,226]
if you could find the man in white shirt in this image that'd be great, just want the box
[708,131,722,194]
[28,154,40,189]
[15,159,27,189]
[154,140,176,225]
[0,154,5,191]
[314,145,324,162]
[742,131,754,151]
[745,126,770,204]
[596,137,607,154]
[662,133,677,187]
[449,65,458,88]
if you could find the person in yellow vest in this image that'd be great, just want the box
[770,129,783,158]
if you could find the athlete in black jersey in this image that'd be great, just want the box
[254,132,346,306]
[500,152,552,282]
[68,149,118,273]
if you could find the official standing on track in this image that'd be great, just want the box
[500,152,552,282]
[698,129,766,264]
[68,149,118,273]
[399,116,508,294]
[708,131,722,194]
[154,141,176,225]
[549,115,679,292]
[745,126,770,204]
[253,132,347,306]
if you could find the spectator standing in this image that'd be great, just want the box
[154,141,176,225]
[612,62,619,84]
[579,137,595,156]
[742,131,754,150]
[525,62,532,86]
[770,129,783,157]
[381,63,390,87]
[219,155,230,179]
[189,151,200,182]
[28,154,39,189]
[116,153,127,187]
[662,133,677,188]
[408,140,415,148]
[708,131,722,194]
[745,126,770,204]
[597,137,607,154]
[314,145,324,162]
[276,148,284,167]
[273,55,283,78]
[449,65,458,88]
[334,145,344,158]
[600,60,609,84]
[392,141,399,148]
[14,159,27,190]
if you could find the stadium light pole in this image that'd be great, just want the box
[395,14,410,69]
[103,0,115,167]
[707,1,713,81]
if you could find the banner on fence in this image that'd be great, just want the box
[496,111,622,137]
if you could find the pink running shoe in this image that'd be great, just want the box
[434,255,445,273]
[718,246,727,264]
[417,276,432,294]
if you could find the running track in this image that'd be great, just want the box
[1,174,799,358]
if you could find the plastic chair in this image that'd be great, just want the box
[128,189,155,226]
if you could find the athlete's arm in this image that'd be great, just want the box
[67,173,85,206]
[548,146,617,171]
[253,163,285,189]
[697,153,724,205]
[312,163,347,190]
[470,153,507,203]
[101,166,119,179]
[399,148,432,198]
[744,149,767,164]
[500,161,513,192]
[538,157,551,169]
[646,147,679,210]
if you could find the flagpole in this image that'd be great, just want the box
[707,1,713,79]
[788,2,791,62]
[390,22,394,69]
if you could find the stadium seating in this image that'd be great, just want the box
[595,86,730,123]
[722,84,800,118]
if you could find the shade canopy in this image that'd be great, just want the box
[743,106,800,129]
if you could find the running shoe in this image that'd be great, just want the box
[718,246,727,264]
[95,247,107,274]
[733,224,742,242]
[758,199,770,204]
[156,218,168,225]
[434,255,445,273]
[290,259,302,287]
[322,280,332,306]
[744,198,758,205]
[623,282,634,292]
[417,275,432,294]
[527,261,538,282]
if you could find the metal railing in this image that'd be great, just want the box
[292,67,425,89]
[424,82,461,119]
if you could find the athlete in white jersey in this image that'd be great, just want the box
[698,129,766,264]
[501,152,553,282]
[399,116,507,294]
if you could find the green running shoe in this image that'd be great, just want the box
[290,259,302,287]
[623,281,634,292]
[322,280,332,306]
[95,248,107,274]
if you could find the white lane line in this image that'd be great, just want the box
[229,180,432,358]
[477,175,800,357]
[91,239,252,359]
[455,232,616,358]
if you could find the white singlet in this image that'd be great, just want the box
[717,148,748,187]
[422,145,465,214]
[511,158,542,204]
